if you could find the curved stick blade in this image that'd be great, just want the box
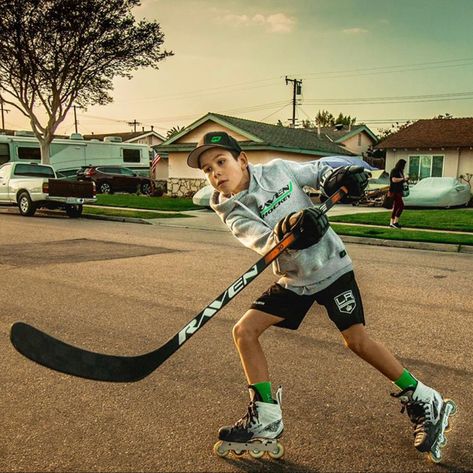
[10,322,163,382]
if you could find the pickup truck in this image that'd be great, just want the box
[0,162,96,218]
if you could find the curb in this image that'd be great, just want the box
[83,214,152,225]
[340,235,469,253]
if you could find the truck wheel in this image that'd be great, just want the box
[18,191,36,216]
[140,181,152,195]
[99,182,112,194]
[66,204,83,218]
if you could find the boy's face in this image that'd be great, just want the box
[199,148,249,196]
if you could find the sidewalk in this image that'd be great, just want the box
[83,204,473,254]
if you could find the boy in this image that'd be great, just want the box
[187,131,455,460]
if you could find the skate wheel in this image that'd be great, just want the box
[248,448,264,459]
[213,441,229,457]
[445,399,457,416]
[232,450,244,456]
[428,451,442,464]
[438,436,447,448]
[268,442,285,459]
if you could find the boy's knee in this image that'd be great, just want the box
[343,329,370,355]
[233,321,259,345]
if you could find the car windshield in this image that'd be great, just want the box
[14,164,55,178]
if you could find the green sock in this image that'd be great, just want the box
[394,369,418,390]
[252,382,273,403]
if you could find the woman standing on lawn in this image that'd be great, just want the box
[389,159,409,229]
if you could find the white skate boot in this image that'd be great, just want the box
[214,385,284,459]
[392,380,457,463]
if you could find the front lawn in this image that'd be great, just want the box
[329,209,473,232]
[94,194,202,211]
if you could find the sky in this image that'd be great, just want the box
[4,0,473,137]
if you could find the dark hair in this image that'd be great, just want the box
[394,159,406,172]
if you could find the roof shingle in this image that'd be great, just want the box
[206,113,353,155]
[376,118,473,149]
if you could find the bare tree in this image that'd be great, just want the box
[0,0,173,163]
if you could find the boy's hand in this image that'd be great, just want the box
[321,165,370,203]
[275,207,329,250]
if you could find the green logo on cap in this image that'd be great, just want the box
[210,136,222,143]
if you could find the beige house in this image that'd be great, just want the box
[318,124,378,155]
[155,112,356,197]
[375,118,473,182]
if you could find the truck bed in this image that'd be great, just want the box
[47,179,95,198]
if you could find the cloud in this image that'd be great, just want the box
[342,27,369,35]
[219,12,295,33]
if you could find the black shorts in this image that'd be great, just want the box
[250,271,365,332]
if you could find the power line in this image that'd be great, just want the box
[111,57,473,105]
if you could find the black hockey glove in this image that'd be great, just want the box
[275,207,329,250]
[321,165,370,203]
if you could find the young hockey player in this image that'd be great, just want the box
[187,131,456,461]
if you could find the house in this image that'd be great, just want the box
[375,118,473,182]
[154,112,356,197]
[316,123,378,155]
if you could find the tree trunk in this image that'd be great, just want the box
[39,139,51,165]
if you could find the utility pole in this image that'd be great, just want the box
[0,98,10,132]
[285,76,302,128]
[127,119,141,132]
[72,105,83,134]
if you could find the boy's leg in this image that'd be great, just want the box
[341,323,404,381]
[233,308,284,385]
[216,309,285,446]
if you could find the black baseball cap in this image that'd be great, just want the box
[187,131,242,168]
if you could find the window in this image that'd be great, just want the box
[120,168,135,176]
[13,164,55,177]
[408,155,444,181]
[123,148,141,163]
[18,146,41,160]
[0,143,9,165]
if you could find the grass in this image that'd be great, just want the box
[332,224,473,246]
[94,194,202,211]
[83,207,193,219]
[329,209,473,232]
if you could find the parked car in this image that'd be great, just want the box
[78,165,153,195]
[403,177,471,208]
[0,162,95,217]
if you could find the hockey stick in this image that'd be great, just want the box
[10,186,347,383]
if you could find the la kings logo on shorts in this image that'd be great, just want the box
[334,290,356,314]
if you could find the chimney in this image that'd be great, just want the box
[151,125,154,131]
[142,126,145,132]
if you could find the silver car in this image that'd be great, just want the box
[404,177,471,208]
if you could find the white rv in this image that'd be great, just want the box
[0,131,151,177]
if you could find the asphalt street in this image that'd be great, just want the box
[0,210,472,473]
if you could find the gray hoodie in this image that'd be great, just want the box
[210,159,353,295]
